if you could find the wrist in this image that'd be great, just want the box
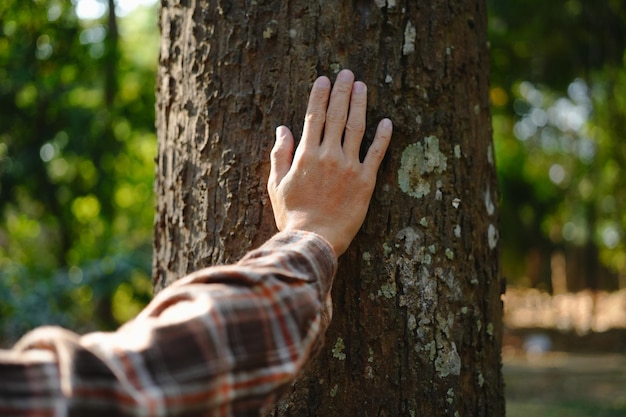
[281,222,345,257]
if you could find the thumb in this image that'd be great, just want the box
[268,125,295,188]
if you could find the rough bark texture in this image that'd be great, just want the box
[154,1,504,416]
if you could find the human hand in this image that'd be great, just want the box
[268,69,393,256]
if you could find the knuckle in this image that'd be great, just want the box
[270,145,282,158]
[378,130,392,141]
[345,162,361,177]
[270,145,288,162]
[351,94,367,107]
[294,148,318,166]
[345,120,365,134]
[326,109,347,123]
[319,149,341,165]
[267,179,277,195]
[368,146,385,161]
[312,82,331,96]
[323,153,342,168]
[305,110,326,124]
[309,85,331,103]
[332,83,352,95]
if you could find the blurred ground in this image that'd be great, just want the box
[503,288,626,416]
[504,352,626,417]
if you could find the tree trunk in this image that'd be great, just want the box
[154,1,504,416]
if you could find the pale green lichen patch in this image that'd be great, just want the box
[484,187,495,216]
[262,20,278,39]
[488,224,499,250]
[407,314,417,331]
[403,20,416,55]
[423,341,436,360]
[332,337,346,360]
[454,144,462,159]
[398,136,448,199]
[396,227,423,257]
[435,179,443,200]
[447,388,455,404]
[379,281,397,299]
[445,248,454,260]
[439,268,461,300]
[420,217,429,227]
[362,251,372,264]
[330,384,339,397]
[435,341,461,378]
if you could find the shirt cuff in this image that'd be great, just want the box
[239,230,338,296]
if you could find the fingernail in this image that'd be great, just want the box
[275,126,285,138]
[337,69,353,81]
[381,118,392,128]
[353,81,366,93]
[315,76,331,88]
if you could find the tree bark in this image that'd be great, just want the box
[154,1,504,416]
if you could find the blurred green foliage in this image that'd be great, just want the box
[0,0,158,344]
[489,0,626,290]
[1,0,625,345]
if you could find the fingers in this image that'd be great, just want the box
[363,118,393,174]
[322,69,355,148]
[300,76,331,149]
[297,70,392,175]
[268,125,295,188]
[342,81,368,158]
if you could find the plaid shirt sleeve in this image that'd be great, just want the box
[0,230,337,417]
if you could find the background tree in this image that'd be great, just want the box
[489,0,626,291]
[0,0,157,344]
[154,1,503,416]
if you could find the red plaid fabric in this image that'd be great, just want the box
[0,231,337,416]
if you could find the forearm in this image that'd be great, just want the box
[0,231,337,416]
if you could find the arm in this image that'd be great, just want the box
[0,231,335,416]
[0,70,392,416]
